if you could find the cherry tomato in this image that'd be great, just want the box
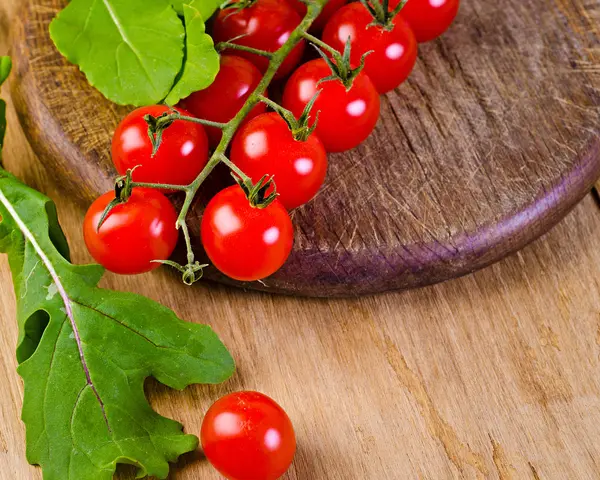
[287,0,347,31]
[201,391,296,480]
[83,189,179,275]
[201,185,293,281]
[322,2,417,93]
[392,0,460,43]
[231,113,327,210]
[282,58,380,153]
[212,0,305,79]
[181,55,268,148]
[112,105,209,188]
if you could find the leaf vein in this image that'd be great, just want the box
[0,189,110,432]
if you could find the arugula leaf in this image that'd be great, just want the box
[0,56,11,85]
[171,0,221,18]
[164,1,220,105]
[0,66,235,478]
[50,0,185,106]
[49,0,222,106]
[0,57,11,157]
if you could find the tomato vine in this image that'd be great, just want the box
[105,0,327,285]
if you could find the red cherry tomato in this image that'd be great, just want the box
[231,113,328,210]
[112,105,209,188]
[392,0,460,43]
[83,189,179,275]
[180,55,268,148]
[322,2,417,93]
[212,0,305,79]
[201,185,293,281]
[282,58,380,153]
[287,0,347,31]
[201,391,296,480]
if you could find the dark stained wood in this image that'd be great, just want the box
[10,0,600,297]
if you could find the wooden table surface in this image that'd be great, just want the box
[2,2,600,479]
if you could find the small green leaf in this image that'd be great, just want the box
[171,0,221,18]
[49,0,186,106]
[0,97,235,479]
[0,56,11,85]
[164,1,220,105]
[0,56,11,161]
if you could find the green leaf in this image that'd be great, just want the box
[171,0,221,18]
[0,56,11,161]
[49,0,186,106]
[0,115,235,478]
[164,1,220,105]
[0,56,11,85]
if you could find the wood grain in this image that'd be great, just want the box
[3,5,600,477]
[3,69,600,479]
[10,0,600,297]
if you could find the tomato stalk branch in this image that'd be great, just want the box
[216,41,275,59]
[178,2,324,222]
[140,1,325,283]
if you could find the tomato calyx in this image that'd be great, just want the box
[144,109,178,157]
[155,259,209,286]
[359,0,409,30]
[259,92,321,142]
[144,109,227,156]
[235,174,279,209]
[96,168,139,230]
[318,38,372,90]
[304,32,372,90]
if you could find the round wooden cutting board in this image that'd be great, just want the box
[10,0,600,297]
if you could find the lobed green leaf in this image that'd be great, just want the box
[0,65,235,478]
[171,0,221,18]
[50,0,188,106]
[0,57,10,159]
[164,0,220,105]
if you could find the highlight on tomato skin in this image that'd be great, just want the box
[392,0,460,43]
[200,185,294,282]
[201,391,297,480]
[112,105,209,189]
[231,112,328,211]
[180,55,269,149]
[322,2,418,94]
[83,189,179,275]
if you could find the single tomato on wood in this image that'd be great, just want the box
[212,0,305,79]
[201,185,294,281]
[112,105,209,188]
[83,189,179,275]
[180,55,268,148]
[282,58,380,153]
[201,391,296,480]
[322,2,418,93]
[231,112,328,210]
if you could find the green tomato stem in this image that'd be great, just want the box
[151,1,325,282]
[300,30,340,57]
[167,113,228,130]
[130,181,189,191]
[218,153,251,183]
[217,41,274,59]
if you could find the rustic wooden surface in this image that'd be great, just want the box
[10,0,600,296]
[3,3,600,480]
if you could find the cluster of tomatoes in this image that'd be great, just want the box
[83,0,459,286]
